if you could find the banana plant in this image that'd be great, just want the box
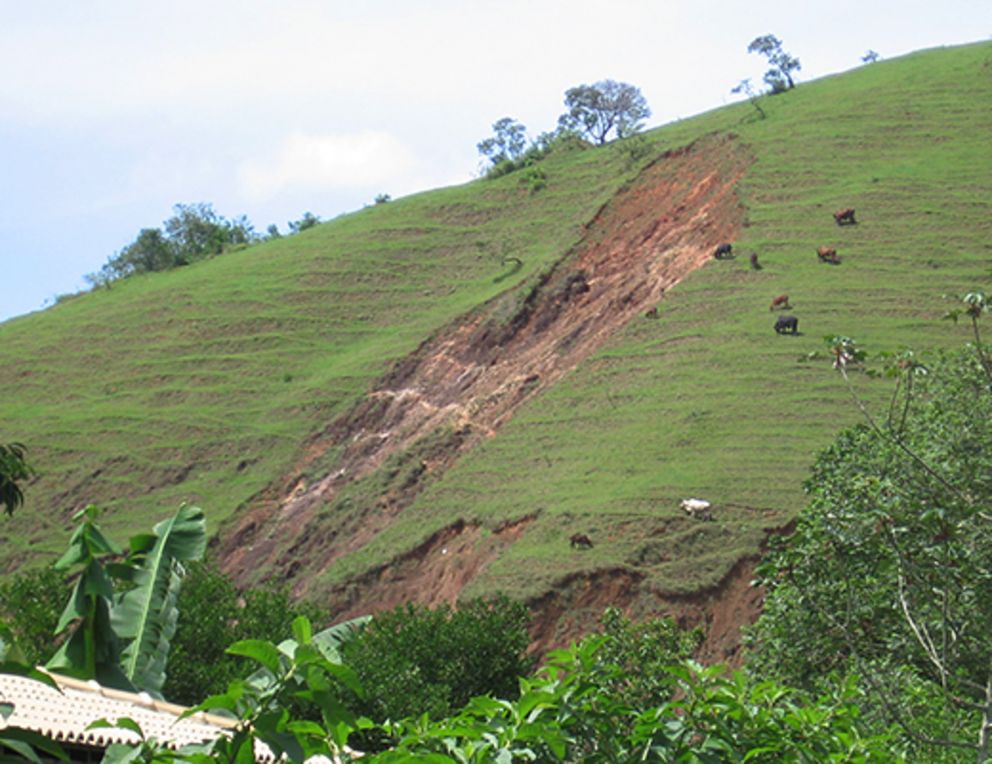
[45,504,205,696]
[46,505,132,689]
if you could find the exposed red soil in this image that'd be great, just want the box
[526,556,765,665]
[218,134,760,656]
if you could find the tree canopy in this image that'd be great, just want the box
[477,117,529,166]
[558,80,651,145]
[747,34,801,93]
[748,321,992,761]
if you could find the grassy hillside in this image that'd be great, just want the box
[0,139,647,563]
[290,42,992,613]
[2,43,990,642]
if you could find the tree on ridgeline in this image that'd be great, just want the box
[747,34,801,93]
[477,117,529,166]
[558,80,651,144]
[86,203,259,287]
[288,211,321,233]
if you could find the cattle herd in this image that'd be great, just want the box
[570,208,859,549]
[710,206,857,338]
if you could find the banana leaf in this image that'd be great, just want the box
[112,504,206,696]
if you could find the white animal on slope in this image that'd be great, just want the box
[680,498,713,521]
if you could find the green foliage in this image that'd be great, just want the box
[520,166,547,193]
[164,203,255,263]
[748,34,801,93]
[113,504,206,695]
[90,610,899,763]
[87,203,258,285]
[477,117,529,166]
[288,211,321,233]
[339,595,533,724]
[46,505,131,688]
[380,640,899,762]
[0,567,64,667]
[748,338,992,759]
[184,616,366,764]
[558,80,651,144]
[482,126,583,179]
[45,504,205,695]
[163,561,325,706]
[593,607,702,711]
[0,443,33,517]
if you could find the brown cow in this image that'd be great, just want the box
[570,533,594,549]
[769,294,791,311]
[817,246,840,264]
[833,207,857,225]
[644,306,659,319]
[750,252,761,270]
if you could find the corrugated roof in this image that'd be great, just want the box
[0,670,357,762]
[0,670,242,752]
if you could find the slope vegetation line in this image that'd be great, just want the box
[219,135,750,605]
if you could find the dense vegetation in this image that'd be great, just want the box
[748,313,992,761]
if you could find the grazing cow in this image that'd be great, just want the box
[775,315,799,334]
[570,533,594,549]
[769,294,791,311]
[713,243,733,259]
[750,252,761,270]
[681,498,714,521]
[833,207,857,225]
[645,306,659,319]
[817,246,840,264]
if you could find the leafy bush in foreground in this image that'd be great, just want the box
[339,595,533,724]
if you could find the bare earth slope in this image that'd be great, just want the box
[218,134,757,658]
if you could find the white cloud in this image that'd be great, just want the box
[237,131,422,202]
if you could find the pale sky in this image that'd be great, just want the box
[2,0,989,323]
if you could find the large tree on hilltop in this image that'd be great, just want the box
[558,80,650,145]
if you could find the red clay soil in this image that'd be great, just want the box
[218,133,760,657]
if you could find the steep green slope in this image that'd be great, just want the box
[294,42,992,617]
[0,140,648,564]
[2,43,990,651]
[405,41,992,601]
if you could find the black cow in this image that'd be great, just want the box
[570,533,594,549]
[775,315,799,335]
[713,243,733,259]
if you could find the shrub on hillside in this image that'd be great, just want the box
[163,561,324,705]
[483,128,586,180]
[339,595,533,723]
[0,566,64,666]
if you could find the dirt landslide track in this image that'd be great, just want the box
[218,134,760,660]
